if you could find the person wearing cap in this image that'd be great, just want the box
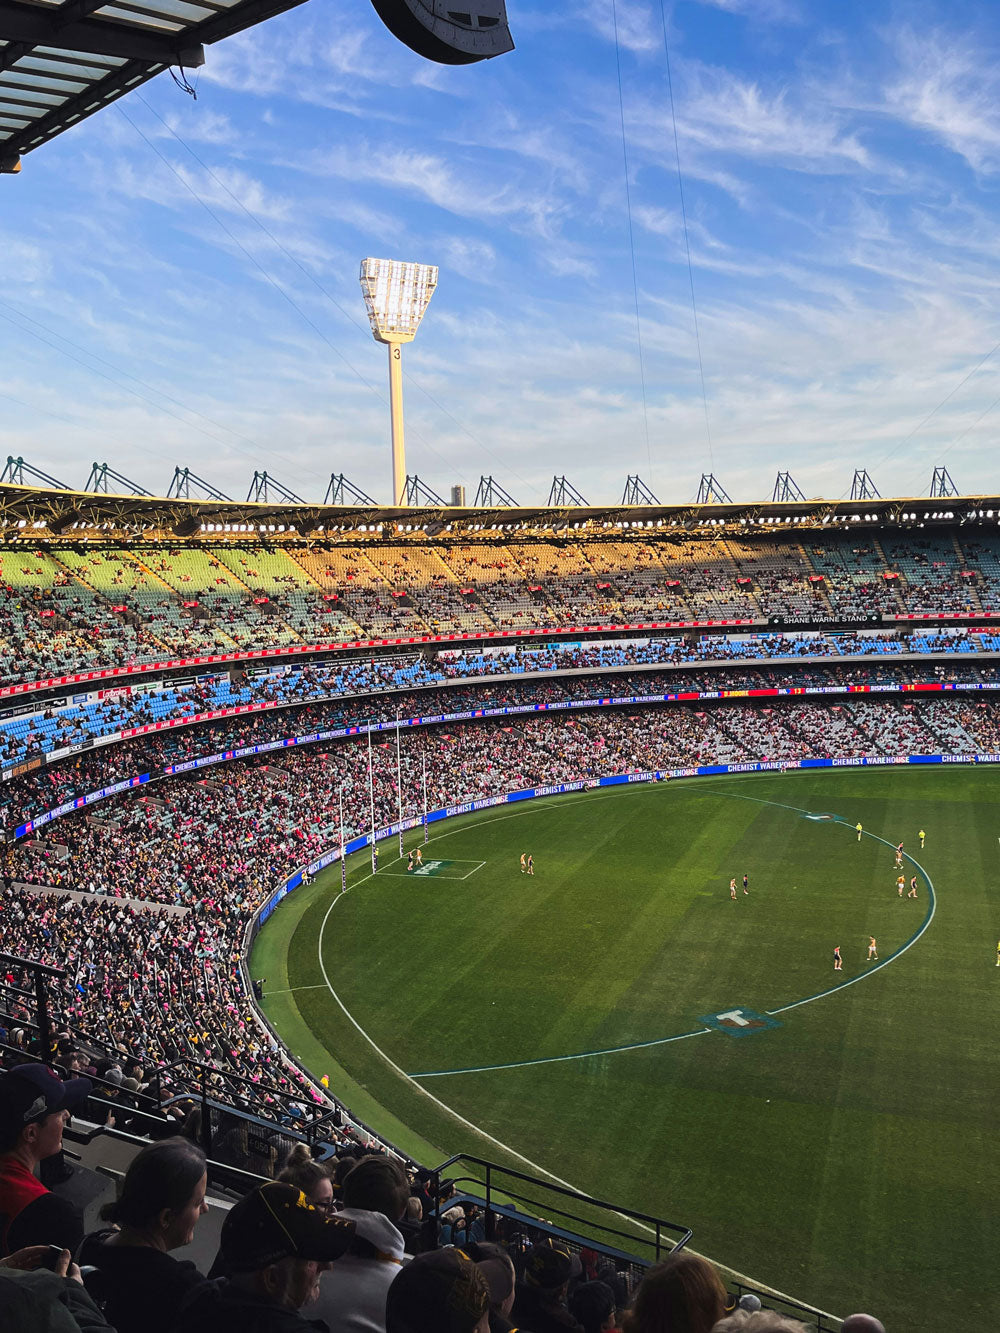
[171,1181,355,1333]
[465,1241,517,1333]
[385,1247,491,1333]
[0,1063,92,1257]
[511,1239,584,1333]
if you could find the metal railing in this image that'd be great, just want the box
[0,950,64,1056]
[423,1155,841,1331]
[427,1153,692,1265]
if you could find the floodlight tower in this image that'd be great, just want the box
[360,257,438,506]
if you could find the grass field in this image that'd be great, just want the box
[253,767,1000,1329]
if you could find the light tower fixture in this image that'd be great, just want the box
[360,257,438,507]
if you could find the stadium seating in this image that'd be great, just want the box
[2,629,998,768]
[4,530,1000,689]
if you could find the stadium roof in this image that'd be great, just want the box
[0,0,310,172]
[0,480,997,541]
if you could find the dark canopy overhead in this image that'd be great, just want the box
[0,0,309,172]
[0,480,994,542]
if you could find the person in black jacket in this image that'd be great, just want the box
[79,1136,210,1333]
[511,1240,585,1333]
[171,1181,356,1333]
[386,1247,492,1333]
[0,1063,92,1257]
[0,1243,115,1332]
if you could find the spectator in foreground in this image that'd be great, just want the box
[385,1247,491,1333]
[78,1137,211,1333]
[511,1239,584,1333]
[466,1240,517,1333]
[622,1252,727,1333]
[841,1318,885,1333]
[569,1279,618,1333]
[307,1153,411,1333]
[0,1064,92,1256]
[710,1313,809,1332]
[278,1144,336,1213]
[172,1181,355,1333]
[0,1244,115,1332]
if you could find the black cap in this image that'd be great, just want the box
[0,1064,92,1137]
[523,1239,581,1290]
[386,1249,490,1333]
[220,1182,355,1273]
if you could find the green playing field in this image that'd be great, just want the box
[252,767,1000,1329]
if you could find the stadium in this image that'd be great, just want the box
[1,4,999,1333]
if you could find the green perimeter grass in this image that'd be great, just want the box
[253,768,1000,1329]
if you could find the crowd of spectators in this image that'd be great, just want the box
[1,622,994,768]
[1,495,974,1333]
[0,639,932,1333]
[3,650,1000,832]
[1,629,997,783]
[3,529,1000,686]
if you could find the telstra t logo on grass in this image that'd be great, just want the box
[699,1007,782,1038]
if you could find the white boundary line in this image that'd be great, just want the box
[456,860,487,881]
[264,984,327,997]
[376,858,488,881]
[412,1026,712,1078]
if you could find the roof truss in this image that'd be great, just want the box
[0,481,991,542]
[0,0,309,170]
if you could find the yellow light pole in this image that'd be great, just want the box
[359,258,438,507]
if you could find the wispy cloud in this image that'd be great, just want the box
[693,0,802,22]
[675,64,873,172]
[304,144,569,237]
[579,0,662,54]
[882,24,1000,173]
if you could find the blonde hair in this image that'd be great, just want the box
[711,1312,809,1333]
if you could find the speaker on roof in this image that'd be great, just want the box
[173,515,200,538]
[370,0,514,64]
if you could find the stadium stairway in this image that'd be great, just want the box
[199,555,305,646]
[793,543,835,616]
[49,551,173,654]
[951,532,985,611]
[127,553,241,650]
[871,536,909,613]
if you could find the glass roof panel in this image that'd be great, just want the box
[91,10,187,33]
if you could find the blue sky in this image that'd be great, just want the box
[3,0,1000,506]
